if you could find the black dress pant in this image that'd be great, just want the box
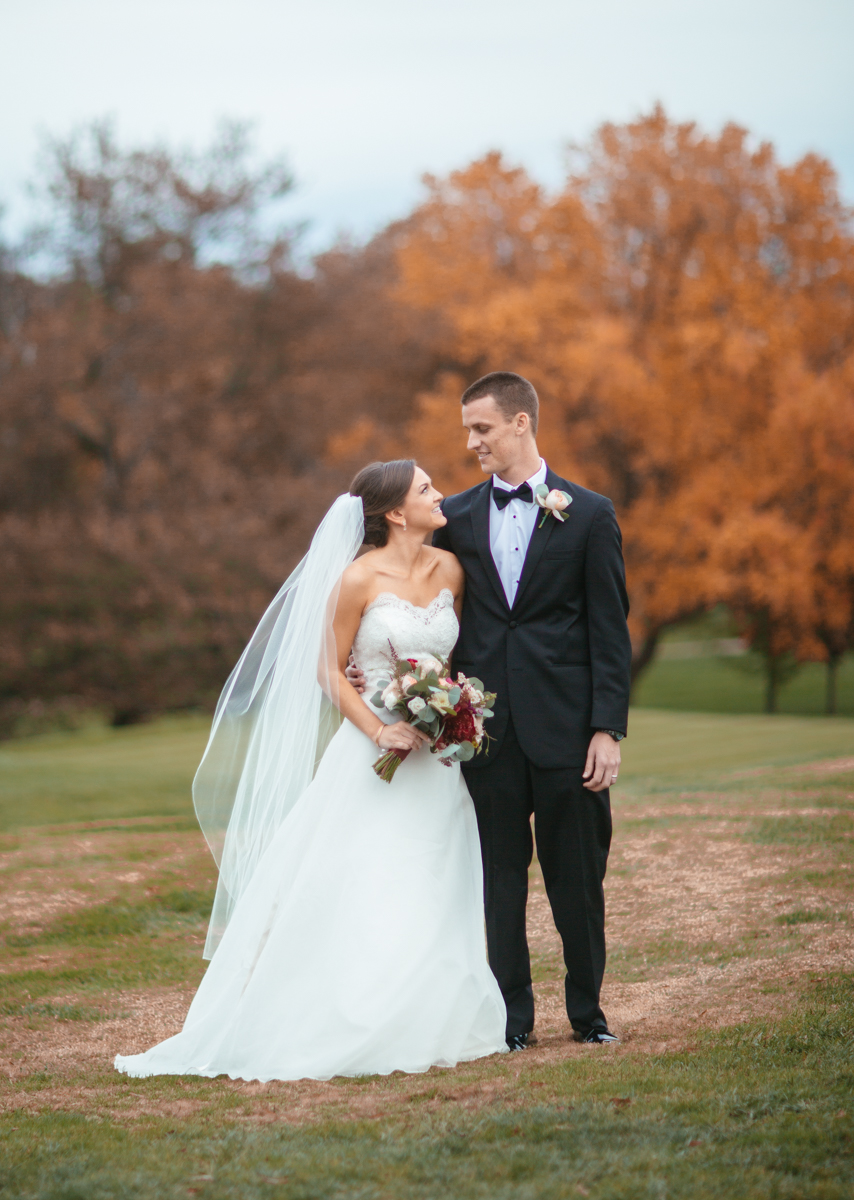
[463,717,612,1037]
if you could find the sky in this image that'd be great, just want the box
[2,0,852,252]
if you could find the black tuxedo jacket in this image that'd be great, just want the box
[433,467,631,770]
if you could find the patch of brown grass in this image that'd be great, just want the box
[1,758,852,1126]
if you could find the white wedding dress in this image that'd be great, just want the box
[115,588,507,1081]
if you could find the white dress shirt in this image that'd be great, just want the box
[489,459,547,607]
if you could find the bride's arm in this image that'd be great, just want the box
[324,571,429,754]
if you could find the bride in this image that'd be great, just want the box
[115,459,507,1081]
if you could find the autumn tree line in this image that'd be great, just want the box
[1,108,852,733]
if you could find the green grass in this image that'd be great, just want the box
[0,713,210,830]
[775,909,836,927]
[2,711,854,1197]
[0,1000,124,1022]
[1,977,853,1199]
[2,709,853,832]
[0,878,214,1006]
[7,888,214,950]
[634,653,854,716]
[621,708,854,782]
[748,811,854,847]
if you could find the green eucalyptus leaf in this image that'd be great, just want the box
[456,741,475,761]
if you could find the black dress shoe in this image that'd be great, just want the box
[574,1028,619,1044]
[506,1032,530,1052]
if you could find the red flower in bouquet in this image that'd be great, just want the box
[436,705,476,751]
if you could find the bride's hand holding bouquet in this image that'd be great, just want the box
[374,716,431,756]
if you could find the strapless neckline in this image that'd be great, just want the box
[364,587,454,616]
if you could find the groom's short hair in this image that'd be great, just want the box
[461,371,539,434]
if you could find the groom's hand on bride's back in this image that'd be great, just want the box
[583,731,621,792]
[346,654,366,694]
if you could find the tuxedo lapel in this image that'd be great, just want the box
[470,481,510,611]
[511,468,563,611]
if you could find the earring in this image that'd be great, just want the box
[402,519,407,531]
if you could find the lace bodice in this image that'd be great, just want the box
[353,589,458,721]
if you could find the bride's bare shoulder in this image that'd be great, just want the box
[340,553,376,591]
[337,554,378,609]
[425,546,464,591]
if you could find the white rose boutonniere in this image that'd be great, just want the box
[533,485,572,528]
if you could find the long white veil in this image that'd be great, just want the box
[193,493,365,958]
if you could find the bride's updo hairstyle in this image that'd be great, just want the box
[350,459,416,547]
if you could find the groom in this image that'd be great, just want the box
[432,372,631,1048]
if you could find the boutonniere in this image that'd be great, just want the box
[534,485,572,528]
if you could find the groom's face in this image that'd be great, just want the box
[462,395,526,476]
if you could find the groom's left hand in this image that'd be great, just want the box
[345,654,367,694]
[583,732,621,792]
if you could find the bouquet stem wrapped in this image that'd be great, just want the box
[372,745,412,783]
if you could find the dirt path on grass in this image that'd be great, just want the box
[1,757,852,1121]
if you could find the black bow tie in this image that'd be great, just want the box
[492,481,534,510]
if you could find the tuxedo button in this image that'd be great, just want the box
[509,620,518,629]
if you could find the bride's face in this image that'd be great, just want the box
[393,467,446,534]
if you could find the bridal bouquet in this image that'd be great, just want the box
[369,651,496,783]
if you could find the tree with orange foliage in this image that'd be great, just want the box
[390,108,854,711]
[716,356,854,713]
[4,110,852,727]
